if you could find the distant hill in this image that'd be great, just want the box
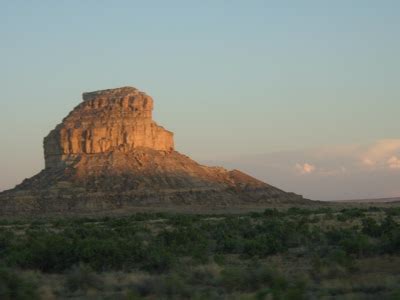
[333,197,400,203]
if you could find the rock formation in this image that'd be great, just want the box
[0,87,306,214]
[44,87,174,169]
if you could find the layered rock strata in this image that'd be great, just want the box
[44,87,174,169]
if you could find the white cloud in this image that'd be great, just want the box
[362,158,375,166]
[387,156,400,169]
[219,138,400,200]
[361,139,400,169]
[295,163,316,174]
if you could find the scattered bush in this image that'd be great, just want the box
[65,264,103,292]
[0,206,399,298]
[0,268,38,300]
[361,217,381,237]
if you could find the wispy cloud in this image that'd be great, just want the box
[295,163,316,174]
[387,156,400,169]
[361,139,400,169]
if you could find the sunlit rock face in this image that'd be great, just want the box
[44,87,174,168]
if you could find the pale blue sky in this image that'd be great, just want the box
[1,1,399,199]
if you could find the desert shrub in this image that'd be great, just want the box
[202,215,309,258]
[219,237,243,253]
[286,207,312,215]
[167,214,199,226]
[65,264,103,292]
[77,238,130,271]
[159,273,191,298]
[339,233,371,256]
[8,232,78,272]
[263,208,282,217]
[323,212,334,220]
[131,278,156,297]
[2,207,396,287]
[242,235,285,257]
[249,212,263,218]
[140,243,176,272]
[385,207,400,216]
[213,254,225,265]
[361,217,381,237]
[185,264,220,287]
[132,273,190,299]
[0,220,11,226]
[221,263,284,292]
[0,268,39,300]
[389,288,400,300]
[72,217,97,225]
[326,249,357,271]
[0,230,14,255]
[130,212,166,222]
[203,218,250,254]
[314,207,334,214]
[339,208,365,219]
[336,214,348,222]
[380,219,400,254]
[309,215,320,223]
[325,228,353,244]
[51,218,69,228]
[108,217,131,228]
[282,279,308,300]
[380,216,399,234]
[336,208,367,222]
[383,230,400,253]
[29,220,46,228]
[367,206,382,212]
[156,226,210,264]
[5,225,145,272]
[325,228,371,257]
[221,263,307,299]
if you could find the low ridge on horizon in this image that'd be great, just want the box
[0,86,307,215]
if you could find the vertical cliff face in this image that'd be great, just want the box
[44,87,174,169]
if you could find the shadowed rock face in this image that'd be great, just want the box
[0,87,306,215]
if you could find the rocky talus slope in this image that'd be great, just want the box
[0,87,306,214]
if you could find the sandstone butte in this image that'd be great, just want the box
[0,87,307,214]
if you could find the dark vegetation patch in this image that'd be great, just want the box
[0,206,399,298]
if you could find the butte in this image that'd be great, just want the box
[0,87,306,214]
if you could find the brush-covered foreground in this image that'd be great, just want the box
[0,205,400,299]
